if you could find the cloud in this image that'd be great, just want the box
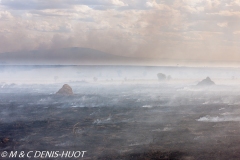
[111,0,127,6]
[26,21,73,32]
[182,5,204,13]
[146,2,154,8]
[233,31,240,34]
[226,0,240,7]
[208,11,240,17]
[217,22,228,27]
[0,0,66,10]
[0,0,240,65]
[0,11,13,20]
[0,0,128,10]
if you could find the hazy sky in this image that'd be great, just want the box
[0,0,240,66]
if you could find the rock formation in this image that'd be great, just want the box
[167,75,172,81]
[157,73,166,81]
[56,84,73,95]
[197,77,215,86]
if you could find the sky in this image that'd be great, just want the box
[0,0,240,66]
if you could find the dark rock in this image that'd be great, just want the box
[157,73,166,81]
[197,77,215,86]
[56,84,73,95]
[167,75,172,81]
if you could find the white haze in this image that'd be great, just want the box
[1,65,240,85]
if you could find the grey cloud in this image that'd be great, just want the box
[0,0,68,10]
[0,0,127,10]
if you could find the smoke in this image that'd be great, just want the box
[197,115,240,122]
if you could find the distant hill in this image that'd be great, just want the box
[0,47,134,65]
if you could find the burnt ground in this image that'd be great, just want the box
[1,84,240,159]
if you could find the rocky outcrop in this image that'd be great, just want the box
[197,77,215,86]
[157,73,172,81]
[157,73,167,81]
[56,84,73,95]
